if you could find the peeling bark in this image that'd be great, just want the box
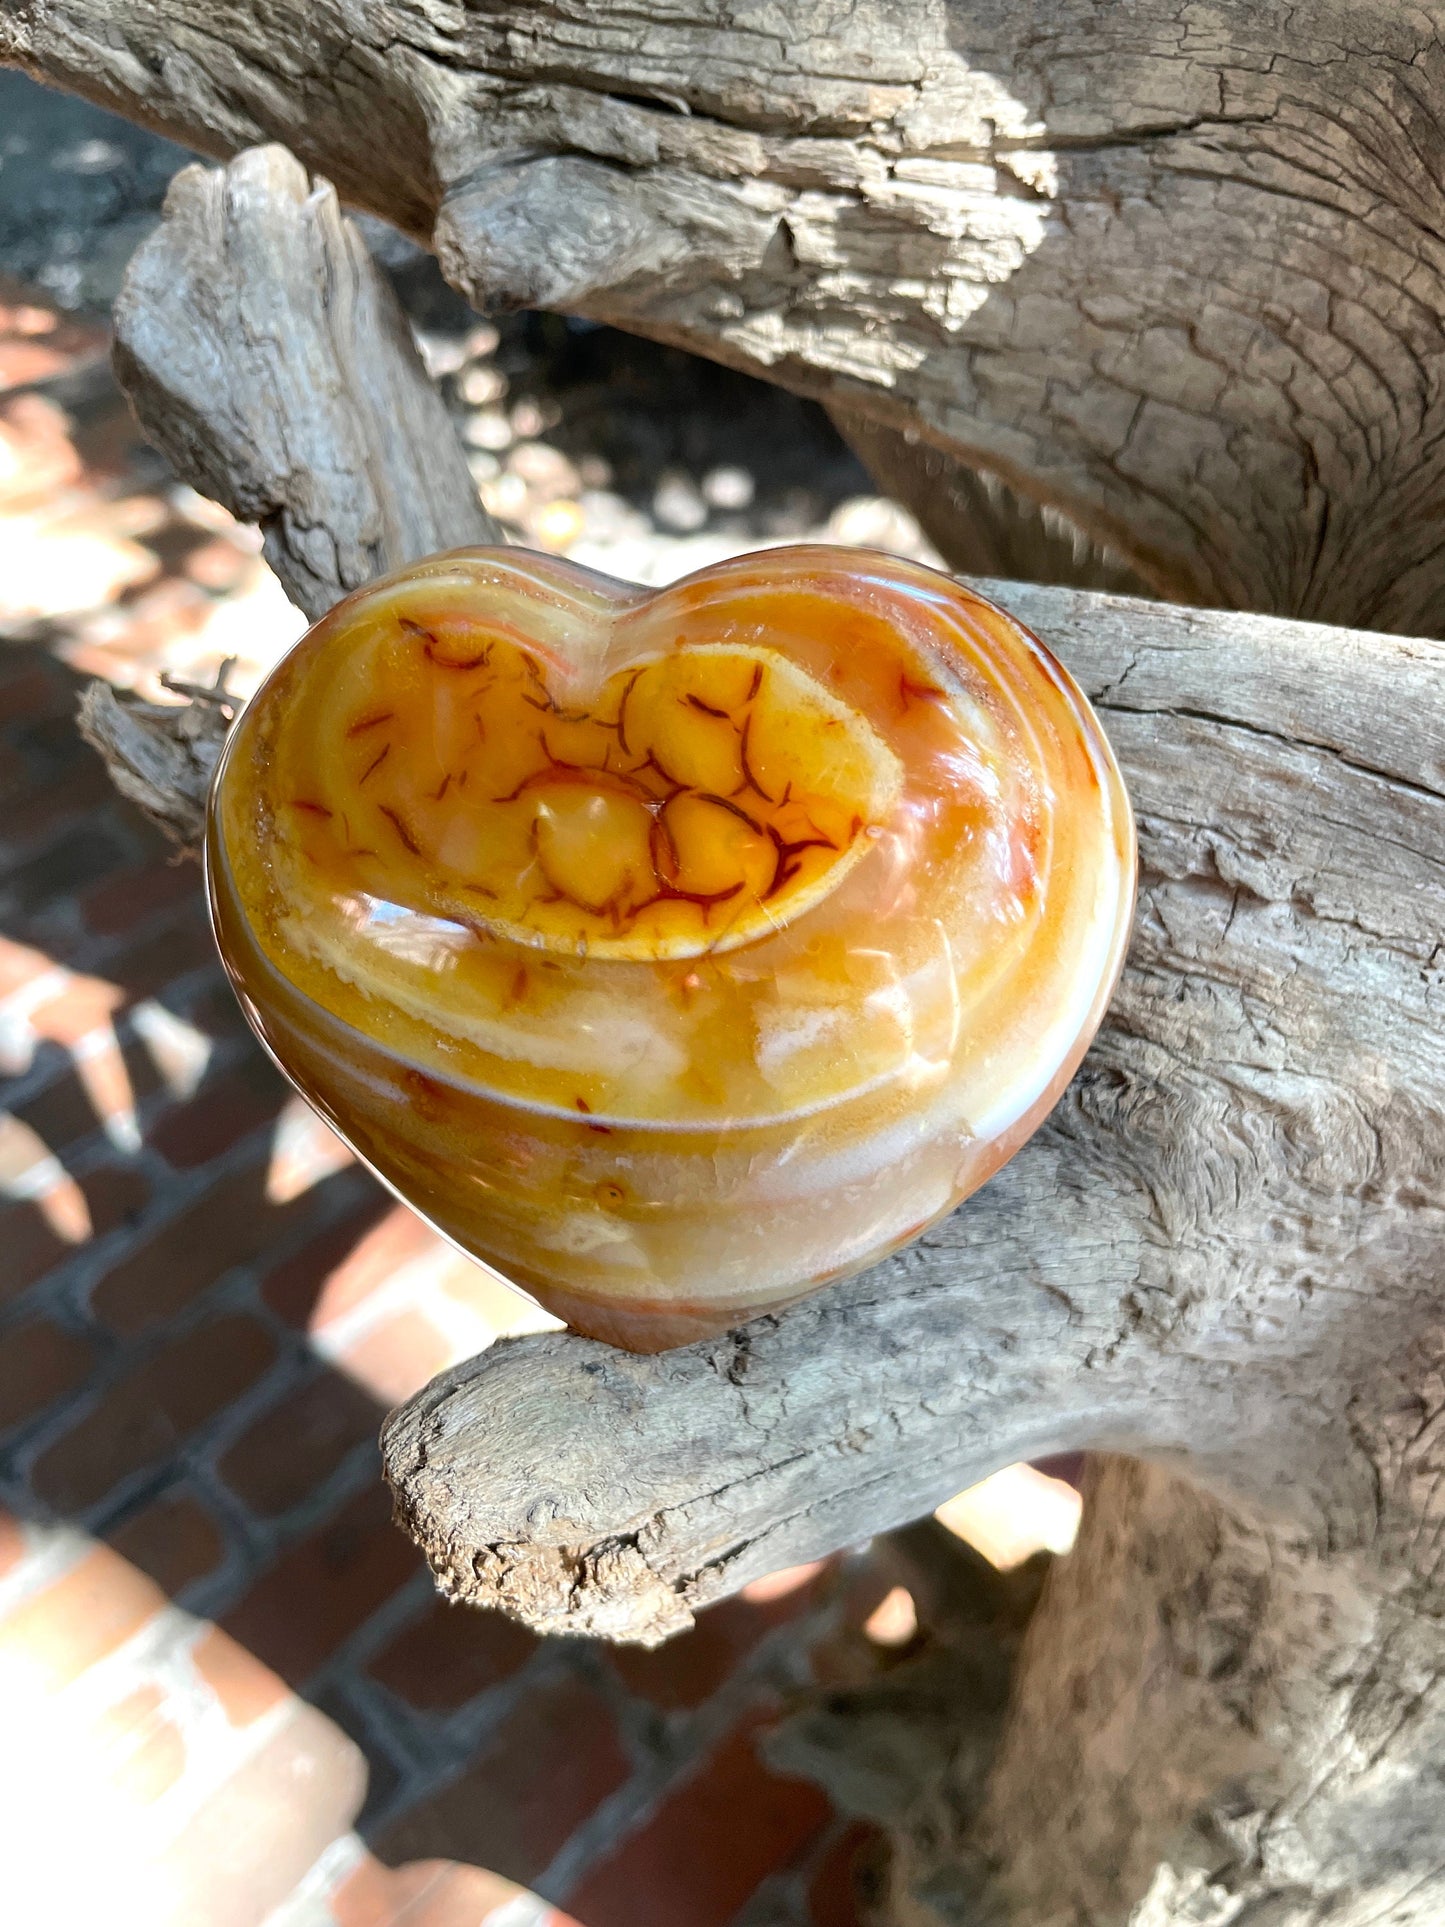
[83,137,1445,1926]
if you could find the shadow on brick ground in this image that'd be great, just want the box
[0,118,919,1906]
[0,643,890,1925]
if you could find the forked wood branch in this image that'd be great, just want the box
[94,143,1445,1927]
[8,1,1445,632]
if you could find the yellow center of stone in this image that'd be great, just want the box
[282,623,903,960]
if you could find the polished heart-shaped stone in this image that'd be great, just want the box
[207,545,1136,1350]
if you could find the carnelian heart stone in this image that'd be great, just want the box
[207,545,1136,1351]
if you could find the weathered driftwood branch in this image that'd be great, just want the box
[77,677,231,853]
[83,145,500,849]
[93,141,1445,1925]
[114,143,499,624]
[828,405,1151,598]
[8,1,1445,634]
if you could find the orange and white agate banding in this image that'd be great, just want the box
[207,546,1136,1350]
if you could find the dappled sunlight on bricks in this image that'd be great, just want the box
[0,1504,587,1926]
[740,1562,829,1607]
[267,1091,356,1202]
[0,1512,367,1926]
[8,1017,162,1153]
[0,1532,167,1690]
[146,1053,289,1169]
[934,1461,1083,1569]
[339,1306,458,1408]
[0,1162,150,1306]
[861,1584,918,1649]
[0,388,84,507]
[279,1197,563,1408]
[0,279,1012,1927]
[0,1107,96,1237]
[0,295,106,392]
[0,629,898,1927]
[1,296,304,697]
[330,1850,582,1927]
[89,1166,329,1335]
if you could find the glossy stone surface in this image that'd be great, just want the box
[207,546,1135,1349]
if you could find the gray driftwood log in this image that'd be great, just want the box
[8,1,1445,633]
[75,135,1445,1927]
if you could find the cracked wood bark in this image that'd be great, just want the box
[92,144,1445,1926]
[8,3,1445,632]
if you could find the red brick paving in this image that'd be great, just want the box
[366,1595,538,1712]
[337,1304,457,1405]
[220,1484,422,1688]
[218,1369,381,1517]
[31,1313,280,1512]
[0,286,891,1927]
[95,1679,189,1802]
[192,1623,291,1728]
[378,1676,633,1887]
[564,1715,833,1927]
[0,1163,150,1303]
[147,1054,288,1169]
[334,1855,578,1927]
[144,1700,368,1927]
[607,1588,812,1713]
[89,1163,316,1333]
[0,1542,167,1690]
[0,1314,94,1427]
[259,1195,398,1327]
[10,1047,159,1153]
[106,1486,227,1596]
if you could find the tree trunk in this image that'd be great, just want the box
[8,2,1445,632]
[770,1449,1445,1927]
[73,136,1445,1927]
